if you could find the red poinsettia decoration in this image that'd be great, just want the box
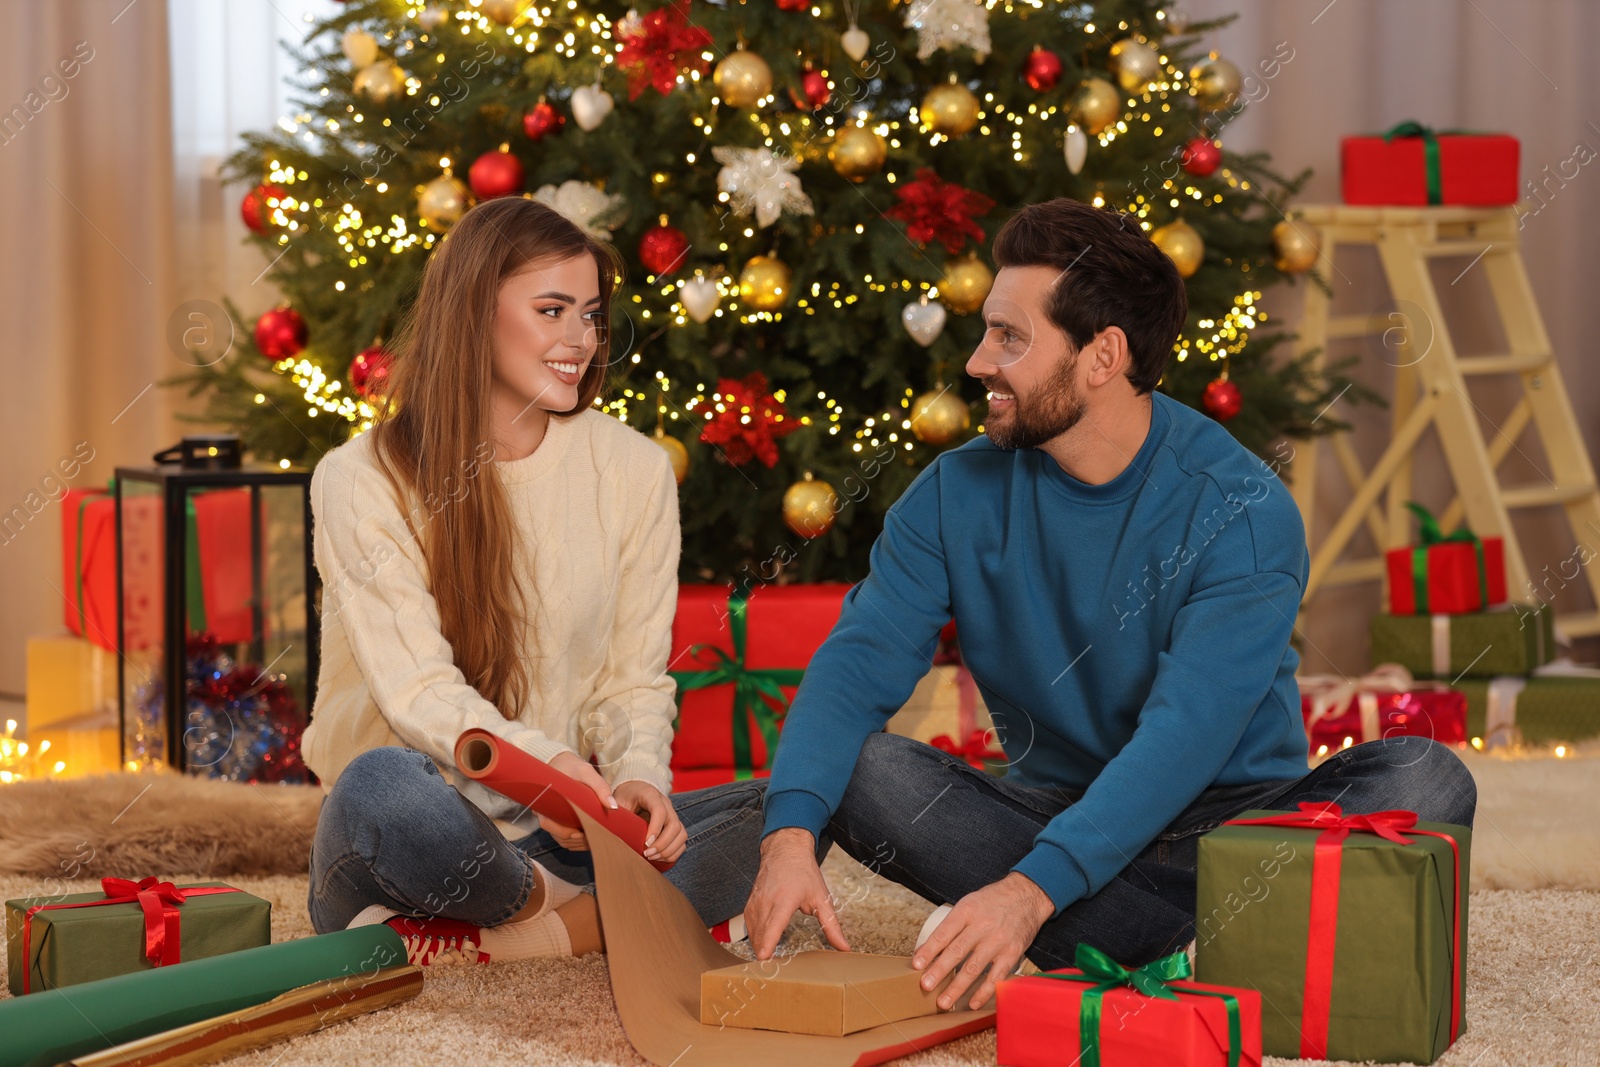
[698,371,799,468]
[885,168,996,254]
[616,1,714,101]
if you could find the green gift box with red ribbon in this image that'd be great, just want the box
[1195,804,1470,1064]
[1342,121,1518,206]
[666,583,851,783]
[996,943,1262,1067]
[1386,502,1507,615]
[6,877,271,995]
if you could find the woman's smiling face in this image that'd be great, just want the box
[491,252,603,419]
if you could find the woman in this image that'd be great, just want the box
[301,197,768,965]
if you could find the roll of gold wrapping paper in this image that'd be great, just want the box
[0,926,408,1067]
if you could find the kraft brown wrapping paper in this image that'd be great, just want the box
[572,805,995,1066]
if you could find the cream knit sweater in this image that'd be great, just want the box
[301,408,681,838]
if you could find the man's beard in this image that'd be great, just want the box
[984,350,1086,450]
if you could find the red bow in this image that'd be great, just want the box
[20,877,239,993]
[930,728,1003,768]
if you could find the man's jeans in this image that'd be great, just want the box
[307,746,775,935]
[821,731,1478,969]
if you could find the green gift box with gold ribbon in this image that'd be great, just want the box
[666,584,851,783]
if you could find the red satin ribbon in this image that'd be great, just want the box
[1224,802,1462,1059]
[929,728,1003,768]
[20,877,240,993]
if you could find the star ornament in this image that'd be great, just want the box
[713,146,814,228]
[903,0,991,62]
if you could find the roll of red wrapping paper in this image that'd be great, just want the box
[454,728,674,872]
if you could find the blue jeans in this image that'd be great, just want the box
[307,746,774,935]
[821,731,1478,970]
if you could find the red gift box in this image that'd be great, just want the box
[1299,666,1467,755]
[667,583,851,777]
[1386,502,1506,615]
[1342,124,1518,206]
[62,486,260,652]
[997,947,1262,1067]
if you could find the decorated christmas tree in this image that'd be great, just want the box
[171,0,1349,584]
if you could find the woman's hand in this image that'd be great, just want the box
[540,750,620,851]
[613,781,688,863]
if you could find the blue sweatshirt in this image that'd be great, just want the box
[762,390,1312,915]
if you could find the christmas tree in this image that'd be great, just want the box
[171,0,1351,585]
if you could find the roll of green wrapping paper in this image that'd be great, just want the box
[0,926,408,1067]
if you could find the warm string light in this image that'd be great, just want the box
[0,719,67,783]
[1173,291,1262,364]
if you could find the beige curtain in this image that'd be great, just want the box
[0,0,181,708]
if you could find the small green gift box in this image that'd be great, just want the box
[1194,806,1469,1064]
[5,877,271,995]
[1456,671,1600,746]
[1370,602,1554,679]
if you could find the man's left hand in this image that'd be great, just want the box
[912,872,1055,1011]
[613,781,688,863]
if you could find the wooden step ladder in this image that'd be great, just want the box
[1289,204,1600,638]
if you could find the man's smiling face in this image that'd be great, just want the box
[965,264,1088,450]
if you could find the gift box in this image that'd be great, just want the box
[62,486,259,652]
[1386,504,1506,615]
[1299,665,1466,754]
[1370,603,1555,679]
[667,584,851,778]
[26,708,121,777]
[1195,805,1469,1063]
[25,633,117,733]
[1342,123,1519,206]
[997,943,1261,1067]
[1456,663,1600,747]
[701,951,948,1036]
[6,878,272,995]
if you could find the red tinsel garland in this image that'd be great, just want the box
[616,1,713,101]
[698,371,799,468]
[886,168,995,254]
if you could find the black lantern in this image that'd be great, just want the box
[115,436,319,781]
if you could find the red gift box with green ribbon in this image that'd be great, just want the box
[996,943,1261,1067]
[61,483,258,652]
[666,584,851,784]
[1342,122,1519,206]
[1386,502,1507,615]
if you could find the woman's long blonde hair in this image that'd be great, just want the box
[371,196,623,719]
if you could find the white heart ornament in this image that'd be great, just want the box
[681,277,720,323]
[841,24,870,62]
[1064,124,1087,175]
[901,297,947,347]
[572,84,614,131]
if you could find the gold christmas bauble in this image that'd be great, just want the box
[783,476,839,539]
[1068,77,1122,136]
[1272,219,1320,274]
[1109,38,1161,93]
[417,175,470,229]
[652,431,690,484]
[714,49,773,109]
[911,388,971,445]
[829,125,887,182]
[1151,220,1204,278]
[919,82,980,137]
[739,255,791,311]
[938,255,993,315]
[1190,56,1242,112]
[353,59,407,102]
[480,0,529,24]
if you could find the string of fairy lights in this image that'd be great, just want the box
[249,1,1276,462]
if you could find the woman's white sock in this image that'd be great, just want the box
[477,911,573,960]
[532,859,584,915]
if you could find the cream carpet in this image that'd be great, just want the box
[2,745,1599,1065]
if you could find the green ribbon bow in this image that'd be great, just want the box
[1032,943,1241,1067]
[667,591,804,777]
[1382,120,1479,205]
[1405,500,1488,613]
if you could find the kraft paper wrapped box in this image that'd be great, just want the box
[700,952,951,1037]
[6,879,271,995]
[1194,807,1469,1064]
[1370,604,1555,679]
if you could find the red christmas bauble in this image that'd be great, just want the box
[793,69,830,109]
[1023,46,1063,92]
[774,0,808,11]
[1181,136,1222,177]
[254,307,307,361]
[468,150,525,199]
[1202,377,1243,421]
[639,224,690,276]
[523,101,564,140]
[349,345,393,399]
[240,183,288,235]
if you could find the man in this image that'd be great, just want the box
[743,198,1476,1014]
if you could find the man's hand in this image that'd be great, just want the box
[744,828,851,959]
[613,781,687,863]
[913,872,1055,1011]
[539,751,621,851]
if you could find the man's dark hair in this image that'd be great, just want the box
[991,198,1188,394]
